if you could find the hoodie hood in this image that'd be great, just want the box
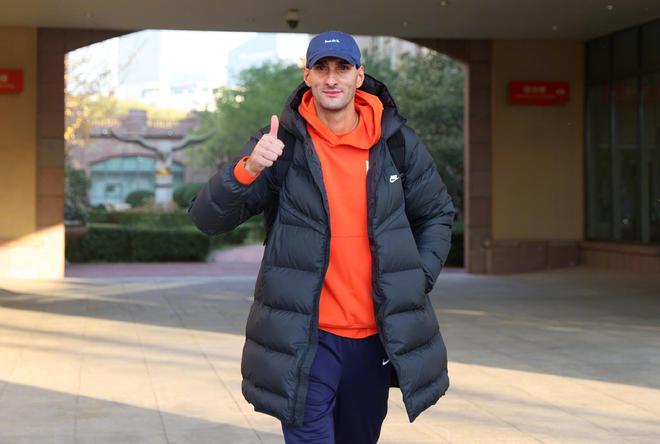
[279,74,406,142]
[298,89,383,149]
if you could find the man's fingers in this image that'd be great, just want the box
[272,140,284,155]
[252,146,278,163]
[259,139,284,157]
[276,144,285,157]
[261,150,279,162]
[269,115,279,137]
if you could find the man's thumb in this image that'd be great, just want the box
[269,115,279,137]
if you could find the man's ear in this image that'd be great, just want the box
[356,65,365,88]
[303,68,311,87]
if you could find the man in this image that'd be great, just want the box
[189,30,455,443]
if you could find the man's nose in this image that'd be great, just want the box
[325,70,338,86]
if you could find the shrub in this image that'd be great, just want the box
[88,209,113,224]
[66,224,210,262]
[173,182,205,209]
[130,226,210,261]
[88,209,193,227]
[125,189,154,208]
[64,202,88,224]
[64,162,90,223]
[65,224,131,262]
[116,211,192,227]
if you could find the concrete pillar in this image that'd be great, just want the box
[0,28,128,280]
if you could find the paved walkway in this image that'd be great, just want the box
[1,248,659,443]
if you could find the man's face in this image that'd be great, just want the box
[303,57,365,113]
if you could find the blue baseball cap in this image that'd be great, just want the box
[305,31,361,69]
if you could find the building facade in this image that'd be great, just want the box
[1,2,659,279]
[68,109,209,208]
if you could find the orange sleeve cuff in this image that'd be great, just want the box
[233,155,261,185]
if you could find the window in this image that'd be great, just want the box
[612,29,639,79]
[586,18,660,244]
[586,84,612,239]
[642,20,660,73]
[642,72,660,241]
[613,78,640,241]
[587,37,610,83]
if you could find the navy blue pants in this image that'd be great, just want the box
[282,329,392,444]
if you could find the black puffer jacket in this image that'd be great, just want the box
[189,74,455,427]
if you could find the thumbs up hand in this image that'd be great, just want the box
[244,115,285,176]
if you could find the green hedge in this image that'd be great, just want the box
[82,209,266,260]
[88,209,264,235]
[125,189,154,208]
[88,210,193,227]
[66,224,210,262]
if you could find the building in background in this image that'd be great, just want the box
[355,35,426,68]
[114,30,251,111]
[68,110,210,207]
[110,30,310,110]
[227,33,309,85]
[67,30,310,113]
[65,30,312,208]
[2,2,660,278]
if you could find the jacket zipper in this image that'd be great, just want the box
[368,141,393,362]
[291,135,332,425]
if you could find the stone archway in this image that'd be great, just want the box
[37,29,493,275]
[409,39,492,274]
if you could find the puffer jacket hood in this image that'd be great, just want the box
[188,72,456,427]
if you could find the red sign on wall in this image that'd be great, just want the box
[0,69,24,94]
[509,81,569,105]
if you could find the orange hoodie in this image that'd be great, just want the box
[235,89,384,339]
